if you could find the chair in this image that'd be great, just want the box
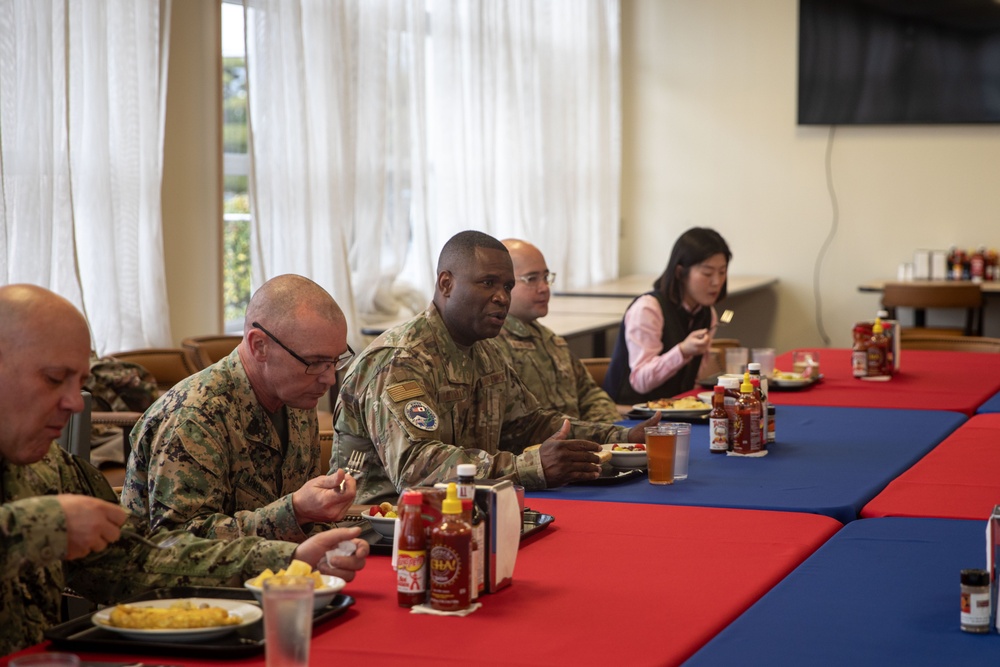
[881,282,983,337]
[106,348,200,393]
[319,429,334,473]
[900,335,1000,353]
[181,334,243,370]
[580,357,611,386]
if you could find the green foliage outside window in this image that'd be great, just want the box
[223,191,251,326]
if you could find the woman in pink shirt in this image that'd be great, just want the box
[603,228,731,404]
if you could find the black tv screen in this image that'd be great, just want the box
[798,0,1000,124]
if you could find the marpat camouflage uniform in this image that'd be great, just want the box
[121,349,323,542]
[332,305,631,505]
[498,316,622,423]
[0,443,296,655]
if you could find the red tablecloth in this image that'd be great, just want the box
[769,349,1000,416]
[861,413,1000,520]
[10,501,841,667]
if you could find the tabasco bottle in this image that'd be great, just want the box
[456,463,484,600]
[429,483,471,612]
[709,385,728,454]
[396,490,427,607]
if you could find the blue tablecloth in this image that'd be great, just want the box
[977,390,1000,414]
[526,405,965,523]
[684,517,1000,666]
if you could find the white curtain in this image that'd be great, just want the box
[244,0,620,332]
[245,0,429,342]
[428,0,621,289]
[0,0,172,355]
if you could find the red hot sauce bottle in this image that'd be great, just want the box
[397,490,427,608]
[429,483,471,612]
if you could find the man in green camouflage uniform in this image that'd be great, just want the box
[333,231,654,505]
[121,275,357,542]
[0,284,367,656]
[498,239,622,423]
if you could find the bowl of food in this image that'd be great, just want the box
[365,502,398,539]
[244,560,346,610]
[603,443,647,469]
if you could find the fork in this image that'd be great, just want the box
[710,309,734,332]
[120,528,184,550]
[340,450,367,492]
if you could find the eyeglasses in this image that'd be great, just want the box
[516,272,556,288]
[251,322,354,375]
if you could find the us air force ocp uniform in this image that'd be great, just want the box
[497,316,622,423]
[332,305,631,505]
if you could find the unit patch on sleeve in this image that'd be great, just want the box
[403,400,439,431]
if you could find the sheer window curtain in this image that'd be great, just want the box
[243,0,619,334]
[0,0,172,355]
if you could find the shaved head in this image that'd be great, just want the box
[0,284,92,463]
[501,238,551,323]
[244,274,346,335]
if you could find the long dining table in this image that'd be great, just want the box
[769,348,1000,416]
[861,413,1000,521]
[683,517,1000,666]
[527,405,964,523]
[8,500,840,667]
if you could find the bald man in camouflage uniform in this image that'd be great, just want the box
[0,284,367,655]
[498,239,622,423]
[121,275,357,543]
[333,231,654,505]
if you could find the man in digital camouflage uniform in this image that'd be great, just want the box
[332,231,654,505]
[498,238,622,423]
[121,274,358,542]
[0,284,367,656]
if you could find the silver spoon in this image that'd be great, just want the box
[120,529,184,550]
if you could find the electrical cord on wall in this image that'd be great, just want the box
[813,125,839,347]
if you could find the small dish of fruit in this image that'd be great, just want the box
[365,502,397,538]
[603,443,648,469]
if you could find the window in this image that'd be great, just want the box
[222,1,250,331]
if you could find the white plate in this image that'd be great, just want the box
[602,443,647,469]
[92,598,262,642]
[697,391,714,404]
[632,403,711,418]
[244,574,346,611]
[365,513,396,539]
[770,377,812,388]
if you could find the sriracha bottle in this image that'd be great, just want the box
[429,483,472,612]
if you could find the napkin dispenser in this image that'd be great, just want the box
[988,505,1000,631]
[407,479,521,594]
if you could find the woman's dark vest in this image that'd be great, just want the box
[602,291,711,404]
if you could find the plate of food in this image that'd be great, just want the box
[769,370,822,390]
[631,396,711,418]
[92,598,262,642]
[244,559,346,610]
[602,443,647,469]
[364,502,398,539]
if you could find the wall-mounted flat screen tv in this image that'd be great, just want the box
[798,0,1000,124]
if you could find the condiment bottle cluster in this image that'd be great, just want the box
[709,365,772,457]
[396,465,484,612]
[852,314,897,380]
[947,247,1000,282]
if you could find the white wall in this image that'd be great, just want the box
[621,0,1000,353]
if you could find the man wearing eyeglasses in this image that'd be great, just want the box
[498,239,622,423]
[121,274,359,542]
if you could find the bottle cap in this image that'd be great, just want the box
[402,490,423,505]
[873,317,884,334]
[877,309,889,319]
[961,569,989,587]
[456,463,476,480]
[441,482,462,515]
[747,362,761,373]
[720,376,740,389]
[714,385,725,394]
[740,372,753,394]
